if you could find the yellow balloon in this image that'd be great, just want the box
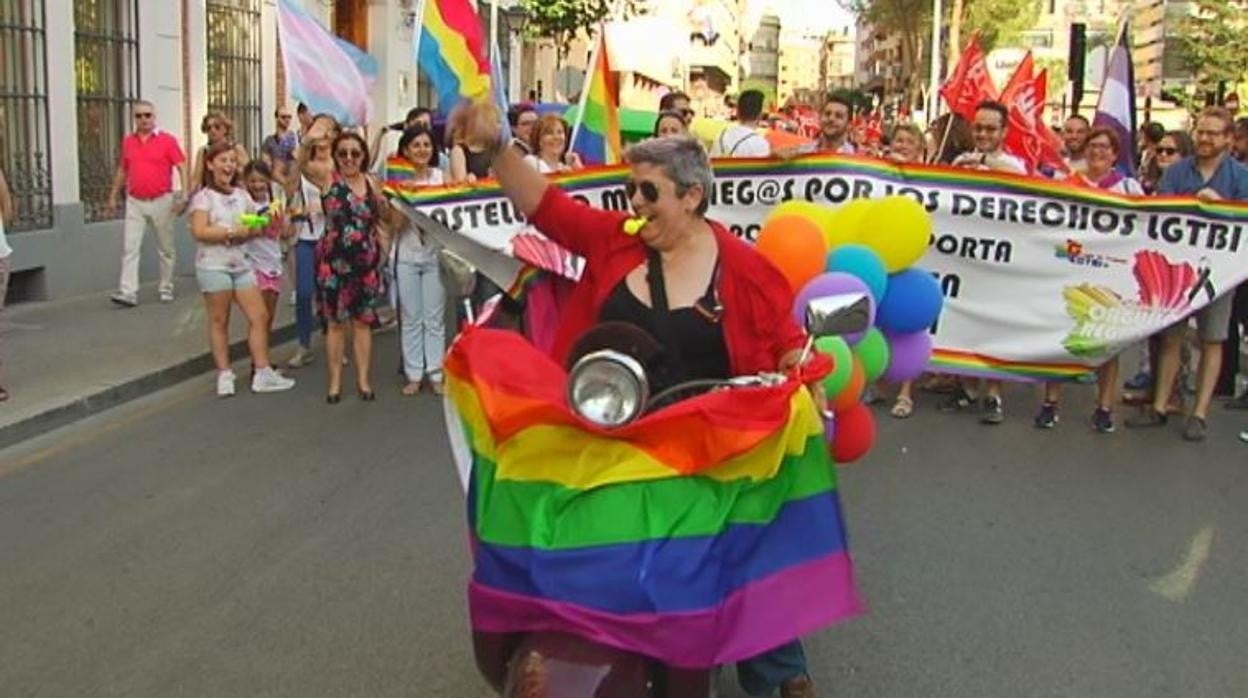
[765,200,834,234]
[821,198,874,251]
[857,195,933,272]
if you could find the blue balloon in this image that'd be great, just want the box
[877,268,944,333]
[825,244,888,303]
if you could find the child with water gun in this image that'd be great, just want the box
[242,161,292,342]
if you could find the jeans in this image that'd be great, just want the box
[737,640,808,696]
[119,193,177,296]
[396,258,446,381]
[295,240,318,349]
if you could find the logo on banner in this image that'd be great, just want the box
[1061,250,1200,358]
[1053,239,1127,268]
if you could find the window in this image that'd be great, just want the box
[206,0,262,154]
[0,0,53,231]
[75,0,140,223]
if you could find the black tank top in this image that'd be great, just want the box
[463,147,493,179]
[597,268,729,395]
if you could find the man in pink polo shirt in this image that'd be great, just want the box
[106,100,188,306]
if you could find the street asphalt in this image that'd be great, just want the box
[1,337,1246,698]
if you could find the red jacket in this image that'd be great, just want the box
[530,186,808,375]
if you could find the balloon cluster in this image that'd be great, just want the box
[755,197,945,464]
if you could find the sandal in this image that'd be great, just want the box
[891,396,914,419]
[0,386,8,402]
[401,381,422,396]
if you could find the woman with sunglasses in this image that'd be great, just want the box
[316,132,398,403]
[191,111,250,195]
[1034,127,1144,434]
[1119,129,1196,398]
[455,101,826,698]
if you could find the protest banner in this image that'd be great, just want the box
[386,154,1248,382]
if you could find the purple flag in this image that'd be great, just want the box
[1093,22,1137,176]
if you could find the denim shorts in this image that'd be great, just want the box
[196,267,256,293]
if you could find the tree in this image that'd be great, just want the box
[841,0,931,108]
[1174,0,1248,108]
[957,0,1041,53]
[517,0,642,71]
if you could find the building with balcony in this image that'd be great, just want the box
[820,25,857,96]
[741,13,780,107]
[778,27,824,107]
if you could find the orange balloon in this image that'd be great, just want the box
[833,359,866,411]
[754,214,827,293]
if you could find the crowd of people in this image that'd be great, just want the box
[16,87,1238,444]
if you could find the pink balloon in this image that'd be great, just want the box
[882,330,933,383]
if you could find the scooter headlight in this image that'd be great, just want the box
[567,349,649,428]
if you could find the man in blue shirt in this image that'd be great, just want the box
[1128,107,1248,441]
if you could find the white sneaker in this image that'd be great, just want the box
[251,366,296,393]
[288,290,297,306]
[216,370,237,398]
[159,288,175,303]
[287,347,314,368]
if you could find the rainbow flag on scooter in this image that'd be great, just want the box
[443,328,863,668]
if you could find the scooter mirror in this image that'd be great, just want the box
[805,292,872,338]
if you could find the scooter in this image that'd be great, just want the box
[459,292,871,697]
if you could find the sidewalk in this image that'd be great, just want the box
[0,277,296,449]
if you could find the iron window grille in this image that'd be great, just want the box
[206,0,262,156]
[0,0,54,231]
[75,0,140,223]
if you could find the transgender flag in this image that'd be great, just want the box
[276,0,378,126]
[1093,21,1137,176]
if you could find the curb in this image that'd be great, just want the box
[0,323,297,451]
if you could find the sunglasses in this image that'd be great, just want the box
[134,112,153,118]
[624,179,660,203]
[678,108,695,119]
[336,149,363,159]
[1156,147,1178,156]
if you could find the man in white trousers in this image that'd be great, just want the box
[106,100,188,306]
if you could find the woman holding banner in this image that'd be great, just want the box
[384,125,448,396]
[886,124,925,418]
[1035,127,1143,433]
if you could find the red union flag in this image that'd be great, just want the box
[939,33,998,120]
[998,54,1065,173]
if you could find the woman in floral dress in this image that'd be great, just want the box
[316,132,396,403]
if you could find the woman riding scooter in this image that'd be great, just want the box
[455,102,827,697]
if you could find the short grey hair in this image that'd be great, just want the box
[624,136,714,215]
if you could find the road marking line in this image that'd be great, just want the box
[1149,525,1214,602]
[0,388,200,481]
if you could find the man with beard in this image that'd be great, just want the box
[1061,114,1091,172]
[942,101,1026,425]
[817,93,855,154]
[1127,107,1248,440]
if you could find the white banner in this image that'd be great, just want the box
[388,155,1248,382]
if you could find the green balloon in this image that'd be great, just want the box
[815,336,854,396]
[853,328,891,383]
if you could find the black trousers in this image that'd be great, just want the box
[1216,282,1248,396]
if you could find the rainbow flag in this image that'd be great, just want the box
[417,0,490,113]
[445,328,862,668]
[570,33,622,166]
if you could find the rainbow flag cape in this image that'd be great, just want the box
[570,33,623,166]
[418,0,490,113]
[445,328,863,668]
